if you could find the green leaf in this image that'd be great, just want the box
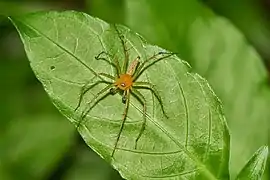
[236,146,268,180]
[10,11,230,180]
[125,0,270,178]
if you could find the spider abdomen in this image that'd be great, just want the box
[115,74,133,90]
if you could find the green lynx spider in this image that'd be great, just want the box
[75,25,175,159]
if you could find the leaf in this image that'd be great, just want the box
[125,0,270,178]
[10,11,230,180]
[236,146,269,180]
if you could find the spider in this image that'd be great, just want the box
[75,25,175,158]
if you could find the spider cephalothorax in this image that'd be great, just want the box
[75,25,175,158]
[114,58,139,91]
[115,74,133,90]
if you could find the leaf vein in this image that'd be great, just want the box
[19,19,102,79]
[164,60,189,148]
[141,168,198,178]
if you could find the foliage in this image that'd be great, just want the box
[9,11,268,180]
[125,0,270,179]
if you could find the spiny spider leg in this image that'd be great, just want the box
[77,84,115,129]
[133,52,176,81]
[133,81,168,118]
[75,80,110,112]
[75,84,114,130]
[98,73,115,81]
[75,73,114,112]
[110,87,119,95]
[130,88,146,149]
[95,51,121,77]
[122,90,127,104]
[114,25,129,73]
[132,52,163,78]
[111,89,131,158]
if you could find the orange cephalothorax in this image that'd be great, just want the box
[115,74,133,90]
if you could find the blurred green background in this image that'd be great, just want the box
[0,0,269,180]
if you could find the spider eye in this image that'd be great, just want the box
[121,83,126,87]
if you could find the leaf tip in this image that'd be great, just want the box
[258,145,268,158]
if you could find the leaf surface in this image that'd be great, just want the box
[236,146,268,180]
[125,0,270,178]
[11,11,229,180]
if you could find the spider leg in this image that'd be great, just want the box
[114,24,129,73]
[111,89,131,158]
[81,84,115,119]
[141,52,175,69]
[133,81,169,118]
[131,88,146,149]
[77,84,115,129]
[122,90,127,104]
[133,52,176,80]
[74,73,113,112]
[95,51,121,77]
[110,87,119,95]
[98,73,115,81]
